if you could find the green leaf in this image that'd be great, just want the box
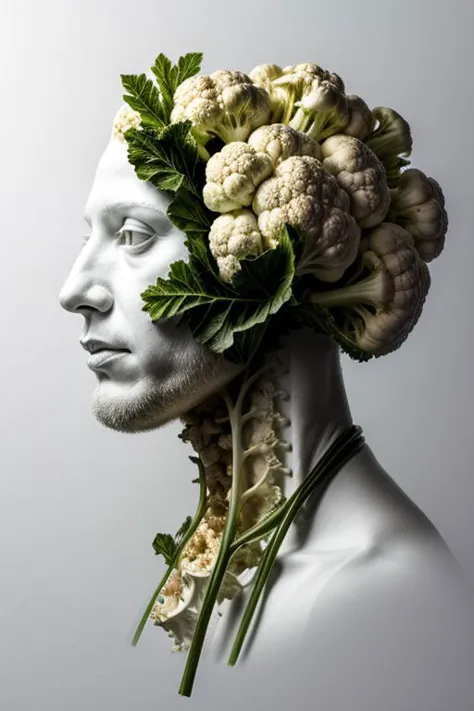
[124,122,204,197]
[121,73,166,129]
[175,516,193,543]
[152,533,177,565]
[141,225,296,365]
[151,52,203,122]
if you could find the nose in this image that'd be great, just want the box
[59,248,114,314]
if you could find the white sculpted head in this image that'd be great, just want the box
[59,136,241,433]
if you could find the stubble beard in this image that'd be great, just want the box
[90,348,241,434]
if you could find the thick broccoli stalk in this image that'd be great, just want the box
[364,107,413,187]
[387,168,448,262]
[171,70,272,157]
[308,222,431,356]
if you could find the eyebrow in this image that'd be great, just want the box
[84,200,170,223]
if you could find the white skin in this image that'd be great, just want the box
[58,139,241,433]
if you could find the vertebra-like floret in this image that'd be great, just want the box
[252,155,361,283]
[202,142,274,213]
[387,168,448,262]
[209,209,265,282]
[170,70,271,153]
[309,222,431,356]
[321,134,391,228]
[247,123,321,167]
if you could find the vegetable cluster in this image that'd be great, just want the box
[116,52,447,365]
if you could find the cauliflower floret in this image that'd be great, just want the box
[309,222,431,356]
[248,63,287,122]
[320,134,391,228]
[252,155,361,283]
[111,104,142,142]
[247,123,321,167]
[170,70,271,154]
[271,63,348,141]
[209,209,266,282]
[202,142,274,213]
[343,95,376,141]
[387,168,448,262]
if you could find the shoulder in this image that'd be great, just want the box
[296,535,474,710]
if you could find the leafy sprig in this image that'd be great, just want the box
[152,514,193,565]
[141,225,296,364]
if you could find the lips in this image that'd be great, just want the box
[87,348,129,370]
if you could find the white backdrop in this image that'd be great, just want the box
[1,0,473,709]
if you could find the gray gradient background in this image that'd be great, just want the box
[1,0,473,709]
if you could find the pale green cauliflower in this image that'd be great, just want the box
[364,107,413,187]
[387,168,448,262]
[247,123,321,167]
[170,70,271,157]
[208,209,265,282]
[203,142,274,213]
[252,155,361,283]
[320,134,391,228]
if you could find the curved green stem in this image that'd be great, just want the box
[131,456,208,647]
[178,386,245,697]
[227,425,365,666]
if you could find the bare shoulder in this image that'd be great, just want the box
[297,534,474,710]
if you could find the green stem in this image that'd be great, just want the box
[178,384,247,697]
[131,456,208,647]
[227,425,364,666]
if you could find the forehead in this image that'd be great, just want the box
[84,139,172,219]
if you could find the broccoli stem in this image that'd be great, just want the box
[309,252,391,311]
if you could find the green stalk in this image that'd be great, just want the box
[228,425,364,666]
[178,382,247,696]
[131,456,208,647]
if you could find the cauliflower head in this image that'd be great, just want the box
[309,222,431,356]
[170,70,271,150]
[252,155,361,283]
[387,168,448,262]
[208,209,265,282]
[247,123,321,167]
[203,142,274,213]
[320,134,391,228]
[343,95,376,141]
[248,64,288,123]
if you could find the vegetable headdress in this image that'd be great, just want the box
[112,52,448,367]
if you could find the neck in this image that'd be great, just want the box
[272,328,380,555]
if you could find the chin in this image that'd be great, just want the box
[89,361,241,434]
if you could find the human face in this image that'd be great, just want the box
[59,139,241,433]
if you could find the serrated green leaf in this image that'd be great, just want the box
[152,532,177,565]
[167,188,214,240]
[151,52,203,122]
[141,225,296,365]
[121,73,166,129]
[123,122,204,197]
